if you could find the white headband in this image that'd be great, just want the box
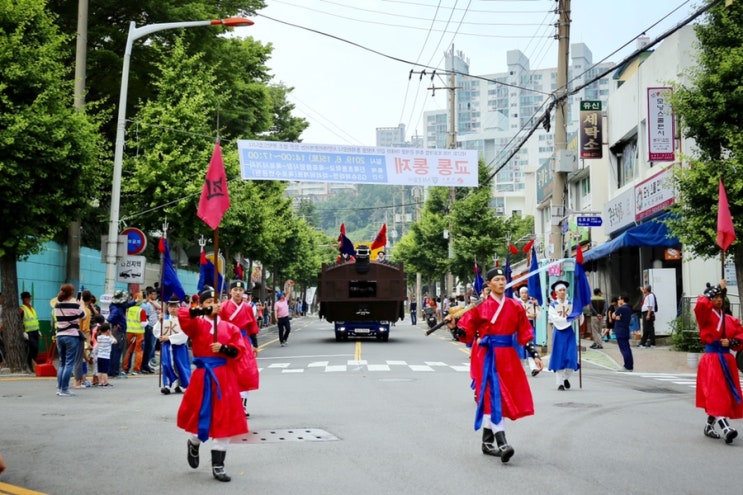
[554,283,567,291]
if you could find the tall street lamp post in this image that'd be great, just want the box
[104,17,254,295]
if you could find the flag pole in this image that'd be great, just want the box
[158,218,168,387]
[212,229,220,343]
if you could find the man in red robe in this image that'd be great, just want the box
[693,280,743,444]
[446,266,543,463]
[177,286,249,482]
[219,280,260,417]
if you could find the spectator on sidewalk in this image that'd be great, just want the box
[612,294,634,372]
[604,296,618,341]
[639,285,657,348]
[589,288,606,349]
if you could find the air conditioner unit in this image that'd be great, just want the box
[495,207,505,214]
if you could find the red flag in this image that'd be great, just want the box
[371,223,387,251]
[717,179,736,251]
[522,239,535,253]
[508,244,518,255]
[337,223,346,242]
[197,142,230,230]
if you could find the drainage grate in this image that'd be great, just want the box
[232,428,339,444]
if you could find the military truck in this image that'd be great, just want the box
[318,245,406,342]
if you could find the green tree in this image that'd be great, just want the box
[0,0,105,371]
[669,0,743,287]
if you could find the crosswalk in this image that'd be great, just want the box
[259,360,471,373]
[629,372,699,390]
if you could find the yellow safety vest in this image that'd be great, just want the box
[21,305,39,332]
[21,304,39,332]
[126,306,145,334]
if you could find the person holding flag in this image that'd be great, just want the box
[219,280,260,417]
[177,286,249,482]
[444,266,543,463]
[548,245,592,391]
[154,296,191,394]
[694,280,743,443]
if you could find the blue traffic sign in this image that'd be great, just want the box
[577,216,603,227]
[120,227,147,255]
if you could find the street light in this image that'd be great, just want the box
[104,17,254,295]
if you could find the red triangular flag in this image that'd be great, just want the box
[371,223,387,251]
[508,244,518,255]
[522,239,535,253]
[576,243,584,264]
[338,223,346,242]
[717,179,736,251]
[197,142,231,230]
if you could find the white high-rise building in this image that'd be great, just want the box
[423,44,614,217]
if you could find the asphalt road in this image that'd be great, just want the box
[1,317,741,495]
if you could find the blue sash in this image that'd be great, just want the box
[705,342,742,404]
[474,334,514,431]
[193,356,227,442]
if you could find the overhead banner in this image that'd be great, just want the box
[237,140,478,187]
[647,87,675,162]
[579,100,602,159]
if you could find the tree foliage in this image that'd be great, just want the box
[0,0,105,371]
[669,0,743,287]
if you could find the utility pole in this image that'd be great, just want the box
[67,0,89,289]
[446,48,457,298]
[411,46,459,298]
[551,0,571,258]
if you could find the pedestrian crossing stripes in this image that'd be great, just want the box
[261,360,470,373]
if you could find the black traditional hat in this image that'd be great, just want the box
[703,283,722,299]
[167,294,181,305]
[485,266,506,280]
[198,286,216,302]
[230,280,247,290]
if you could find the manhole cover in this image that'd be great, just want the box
[232,428,339,444]
[554,402,601,409]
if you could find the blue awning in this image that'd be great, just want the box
[584,213,679,262]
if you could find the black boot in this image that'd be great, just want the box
[718,418,738,445]
[494,431,515,463]
[211,450,231,482]
[187,439,199,469]
[704,415,720,439]
[481,428,499,456]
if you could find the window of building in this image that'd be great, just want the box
[614,137,639,188]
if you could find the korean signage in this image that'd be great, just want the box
[604,187,635,235]
[536,158,553,204]
[579,100,602,159]
[117,255,146,284]
[647,87,675,162]
[237,140,479,187]
[635,167,675,221]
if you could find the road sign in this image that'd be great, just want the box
[117,255,146,284]
[121,227,147,255]
[577,216,603,227]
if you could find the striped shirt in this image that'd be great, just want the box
[95,334,115,359]
[54,300,86,337]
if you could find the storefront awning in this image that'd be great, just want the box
[584,213,679,262]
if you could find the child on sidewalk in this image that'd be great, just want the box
[89,314,105,386]
[94,323,117,387]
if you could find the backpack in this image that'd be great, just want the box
[652,293,658,312]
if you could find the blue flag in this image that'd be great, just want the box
[527,246,543,306]
[339,233,356,258]
[159,238,186,302]
[504,253,514,299]
[198,249,223,292]
[568,246,592,323]
[473,263,484,296]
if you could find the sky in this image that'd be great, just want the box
[237,0,700,147]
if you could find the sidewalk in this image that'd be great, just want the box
[578,337,695,373]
